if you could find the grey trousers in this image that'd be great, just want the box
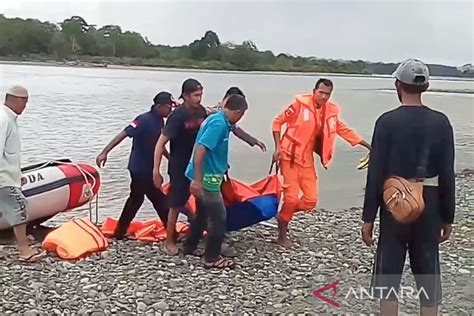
[183,190,226,262]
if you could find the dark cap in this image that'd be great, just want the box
[179,78,203,99]
[153,91,177,106]
[224,86,245,99]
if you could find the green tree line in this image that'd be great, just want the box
[0,14,471,77]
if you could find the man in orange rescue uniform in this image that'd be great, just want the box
[272,78,371,248]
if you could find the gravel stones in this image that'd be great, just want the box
[153,301,169,311]
[0,170,472,314]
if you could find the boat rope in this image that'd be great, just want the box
[92,193,99,225]
[24,160,100,224]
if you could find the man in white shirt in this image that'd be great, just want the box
[0,85,46,262]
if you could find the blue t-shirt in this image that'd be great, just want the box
[124,105,164,177]
[185,111,232,191]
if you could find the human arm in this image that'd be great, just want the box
[272,131,281,163]
[359,140,372,151]
[438,117,456,242]
[153,134,170,188]
[163,147,170,161]
[206,105,221,116]
[96,131,127,167]
[232,126,266,151]
[153,113,180,188]
[161,128,170,160]
[1,118,25,185]
[336,119,371,150]
[147,127,170,187]
[97,116,145,167]
[271,102,299,162]
[0,117,8,157]
[207,97,227,116]
[361,117,388,245]
[214,95,265,150]
[190,121,226,196]
[190,144,206,197]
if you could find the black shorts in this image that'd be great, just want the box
[168,170,191,209]
[371,186,442,307]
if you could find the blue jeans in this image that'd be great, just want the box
[183,190,226,262]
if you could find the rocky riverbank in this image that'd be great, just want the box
[0,170,472,314]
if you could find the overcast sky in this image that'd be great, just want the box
[2,0,473,66]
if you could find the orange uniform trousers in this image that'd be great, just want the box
[277,159,318,223]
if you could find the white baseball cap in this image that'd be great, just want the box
[392,59,430,86]
[6,85,29,98]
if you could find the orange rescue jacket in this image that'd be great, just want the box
[42,218,109,260]
[272,93,362,168]
[101,217,189,242]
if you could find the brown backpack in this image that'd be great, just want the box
[383,176,425,224]
[383,138,430,224]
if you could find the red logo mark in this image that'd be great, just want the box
[312,280,341,308]
[184,118,204,129]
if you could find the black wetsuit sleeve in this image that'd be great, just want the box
[362,117,388,223]
[438,118,456,224]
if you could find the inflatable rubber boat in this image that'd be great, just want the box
[0,159,101,231]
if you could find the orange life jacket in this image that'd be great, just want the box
[273,93,362,168]
[101,217,189,242]
[42,218,109,260]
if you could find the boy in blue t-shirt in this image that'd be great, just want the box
[183,94,248,269]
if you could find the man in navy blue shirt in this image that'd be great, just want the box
[96,91,177,239]
[362,60,455,315]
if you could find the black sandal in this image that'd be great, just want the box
[203,256,235,269]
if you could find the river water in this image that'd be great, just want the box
[1,64,472,223]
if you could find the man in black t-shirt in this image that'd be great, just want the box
[153,78,266,255]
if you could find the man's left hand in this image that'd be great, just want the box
[360,140,372,151]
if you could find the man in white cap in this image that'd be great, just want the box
[0,85,46,262]
[361,59,455,315]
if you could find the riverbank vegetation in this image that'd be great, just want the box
[1,15,472,77]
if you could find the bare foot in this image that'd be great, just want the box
[272,238,295,249]
[27,235,35,243]
[162,241,179,256]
